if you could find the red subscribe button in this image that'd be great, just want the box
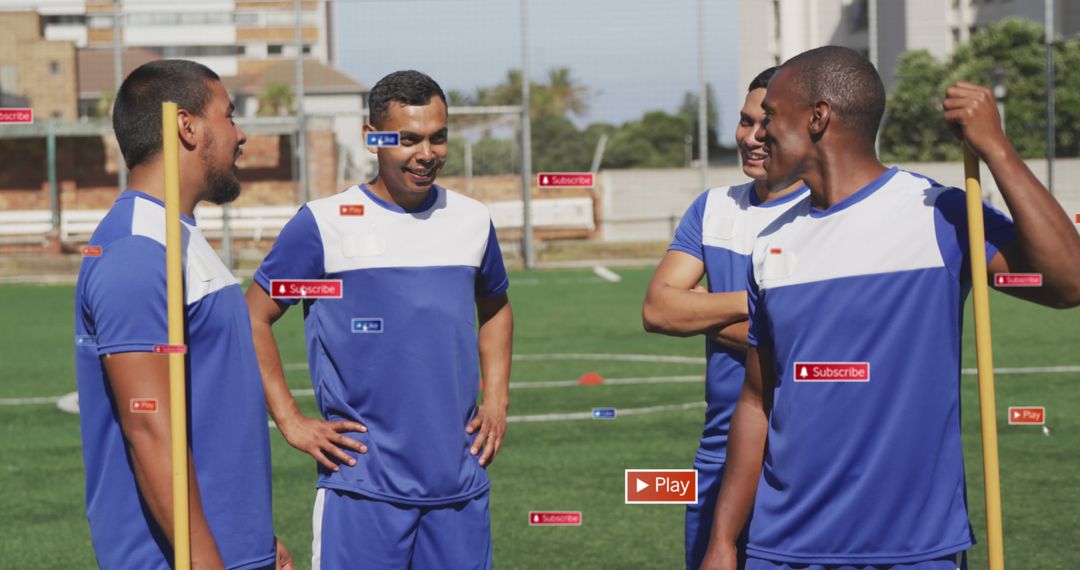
[269,279,343,299]
[528,511,581,526]
[794,362,870,382]
[994,273,1042,287]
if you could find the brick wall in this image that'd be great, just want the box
[0,130,338,211]
[0,12,78,121]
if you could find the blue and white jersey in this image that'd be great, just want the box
[670,181,809,463]
[745,168,1016,564]
[254,183,509,505]
[74,191,275,570]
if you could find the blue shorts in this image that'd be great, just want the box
[686,457,746,570]
[745,553,966,570]
[311,488,492,570]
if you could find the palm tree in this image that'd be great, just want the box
[546,67,588,117]
[257,82,294,117]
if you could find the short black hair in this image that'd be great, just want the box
[367,70,447,128]
[748,66,778,92]
[781,46,885,143]
[113,59,220,169]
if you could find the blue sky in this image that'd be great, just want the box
[333,0,741,144]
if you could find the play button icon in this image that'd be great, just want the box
[625,469,697,504]
[1007,406,1045,425]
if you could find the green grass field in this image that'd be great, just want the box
[1,267,1078,569]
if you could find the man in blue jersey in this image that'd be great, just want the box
[246,70,513,570]
[74,60,290,569]
[642,66,808,570]
[701,46,1080,570]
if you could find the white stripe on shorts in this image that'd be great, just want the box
[312,488,326,570]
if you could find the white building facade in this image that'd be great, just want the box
[737,0,1080,92]
[0,0,334,77]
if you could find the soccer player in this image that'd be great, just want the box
[642,66,808,570]
[700,46,1080,570]
[74,60,290,569]
[246,70,513,570]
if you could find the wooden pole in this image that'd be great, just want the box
[964,147,1006,570]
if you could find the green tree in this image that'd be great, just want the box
[257,82,294,117]
[441,136,518,177]
[545,67,589,117]
[882,17,1080,161]
[604,111,691,168]
[678,83,724,161]
[531,114,591,172]
[879,50,954,162]
[95,92,116,118]
[482,68,589,119]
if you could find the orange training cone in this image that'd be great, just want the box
[578,372,604,385]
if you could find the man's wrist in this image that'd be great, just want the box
[481,392,509,410]
[270,404,306,430]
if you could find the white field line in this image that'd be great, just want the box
[592,265,622,283]
[510,277,609,286]
[0,396,60,405]
[282,358,1080,373]
[284,353,708,371]
[512,353,707,364]
[959,365,1080,375]
[508,402,706,423]
[287,375,703,397]
[265,401,707,429]
[8,363,1080,410]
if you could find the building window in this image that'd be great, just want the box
[125,12,232,26]
[145,45,243,57]
[0,64,18,98]
[849,0,869,33]
[302,45,312,55]
[952,27,961,45]
[268,44,284,56]
[772,0,781,42]
[87,15,114,29]
[43,14,87,26]
[49,61,60,75]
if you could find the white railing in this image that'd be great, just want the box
[1,198,595,244]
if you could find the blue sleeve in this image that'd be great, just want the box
[669,191,708,260]
[746,261,770,348]
[932,189,1017,280]
[476,222,509,298]
[86,236,169,355]
[253,206,325,306]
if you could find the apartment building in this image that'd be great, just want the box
[0,10,77,120]
[0,0,333,77]
[738,0,1080,92]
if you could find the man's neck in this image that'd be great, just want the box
[127,163,200,217]
[367,177,432,212]
[754,178,805,204]
[806,151,887,211]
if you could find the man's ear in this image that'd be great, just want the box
[362,123,379,155]
[809,100,831,139]
[176,109,198,150]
